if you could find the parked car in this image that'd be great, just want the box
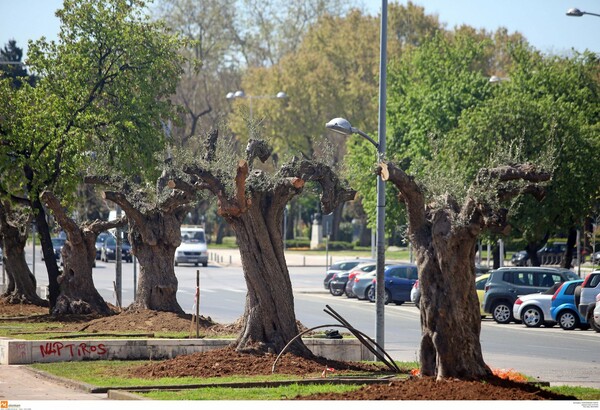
[593,293,600,333]
[512,283,561,328]
[42,237,66,261]
[577,270,600,332]
[175,226,208,267]
[101,234,132,262]
[592,251,600,265]
[0,246,3,264]
[366,264,418,305]
[95,232,111,260]
[411,267,490,310]
[475,273,491,318]
[323,259,375,290]
[410,280,420,307]
[482,266,579,324]
[329,262,376,296]
[351,271,378,300]
[550,279,588,330]
[511,251,529,266]
[511,243,586,267]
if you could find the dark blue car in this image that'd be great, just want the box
[550,279,587,330]
[367,264,418,305]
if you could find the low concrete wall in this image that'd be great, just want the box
[0,338,371,365]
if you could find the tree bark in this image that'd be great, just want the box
[87,183,192,314]
[231,194,312,356]
[41,191,126,315]
[180,138,356,356]
[0,201,46,306]
[380,161,550,380]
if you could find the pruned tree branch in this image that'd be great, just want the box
[40,191,80,242]
[379,162,426,229]
[279,157,356,214]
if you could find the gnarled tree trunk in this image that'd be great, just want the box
[0,201,46,306]
[125,209,184,314]
[380,161,550,380]
[41,191,126,315]
[179,134,356,356]
[85,174,194,314]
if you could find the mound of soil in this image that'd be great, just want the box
[0,301,578,400]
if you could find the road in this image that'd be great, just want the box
[9,248,600,389]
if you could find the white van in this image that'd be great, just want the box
[175,226,208,267]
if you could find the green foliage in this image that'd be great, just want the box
[356,28,600,241]
[1,0,187,209]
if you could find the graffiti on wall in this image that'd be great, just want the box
[38,342,107,358]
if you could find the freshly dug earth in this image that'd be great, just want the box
[0,301,578,400]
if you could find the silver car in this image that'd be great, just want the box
[512,285,559,328]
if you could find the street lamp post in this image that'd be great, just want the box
[566,7,600,17]
[326,118,386,353]
[226,90,287,121]
[324,0,388,358]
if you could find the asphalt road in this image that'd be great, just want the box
[10,247,600,389]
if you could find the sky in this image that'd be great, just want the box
[1,0,599,61]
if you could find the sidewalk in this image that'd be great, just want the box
[206,247,374,268]
[0,365,106,400]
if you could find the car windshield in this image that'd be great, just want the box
[565,271,580,281]
[181,231,205,243]
[105,236,130,246]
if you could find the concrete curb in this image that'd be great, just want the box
[24,365,99,393]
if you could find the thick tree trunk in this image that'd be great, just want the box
[126,212,184,314]
[414,224,491,380]
[85,175,194,315]
[231,201,312,357]
[563,227,577,269]
[0,204,46,306]
[379,161,549,380]
[53,230,111,315]
[41,191,116,316]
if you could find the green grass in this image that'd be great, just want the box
[139,383,362,400]
[29,360,341,387]
[546,385,600,401]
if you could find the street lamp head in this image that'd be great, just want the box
[234,90,245,98]
[226,92,235,99]
[325,117,353,136]
[276,91,287,99]
[566,7,584,16]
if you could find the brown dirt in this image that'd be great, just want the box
[0,301,578,400]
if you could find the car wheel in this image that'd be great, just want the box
[367,286,375,302]
[522,306,543,328]
[202,262,208,267]
[588,312,600,333]
[492,302,513,324]
[557,310,579,330]
[329,283,344,297]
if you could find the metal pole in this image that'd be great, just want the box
[577,229,581,277]
[115,206,122,308]
[196,269,200,338]
[375,0,388,356]
[498,239,504,267]
[32,224,36,278]
[133,256,137,301]
[284,206,287,251]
